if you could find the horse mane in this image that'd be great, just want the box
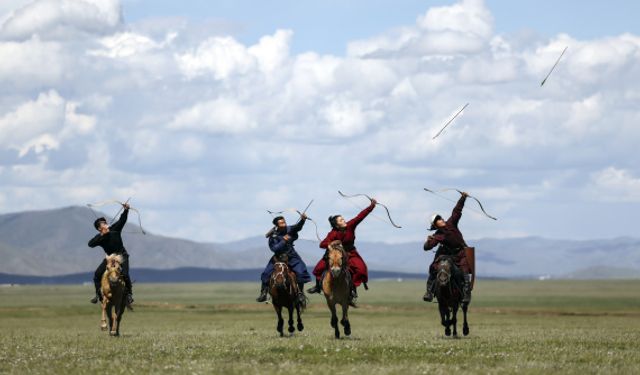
[106,254,123,265]
[328,240,345,253]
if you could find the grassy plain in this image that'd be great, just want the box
[1,280,639,374]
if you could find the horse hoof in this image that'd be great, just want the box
[279,331,284,337]
[100,326,107,331]
[297,323,304,331]
[109,331,118,337]
[463,326,469,336]
[288,326,295,333]
[445,328,451,336]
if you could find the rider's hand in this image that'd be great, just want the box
[370,198,377,205]
[427,235,434,241]
[123,202,131,209]
[283,234,291,242]
[461,192,469,198]
[300,213,308,220]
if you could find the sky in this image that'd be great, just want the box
[0,0,639,243]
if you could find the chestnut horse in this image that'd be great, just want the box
[100,254,127,337]
[434,255,469,337]
[322,240,351,339]
[269,254,304,337]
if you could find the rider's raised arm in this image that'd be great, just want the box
[268,236,287,254]
[448,195,467,227]
[424,234,444,251]
[289,216,306,234]
[346,201,376,228]
[110,208,129,232]
[88,234,103,248]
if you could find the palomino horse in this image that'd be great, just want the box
[100,254,127,337]
[434,255,469,337]
[269,253,304,337]
[322,240,351,339]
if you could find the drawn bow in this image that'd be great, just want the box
[266,200,322,241]
[86,198,147,234]
[423,188,497,221]
[338,191,402,228]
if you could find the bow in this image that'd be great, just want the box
[338,191,402,228]
[423,188,497,221]
[86,199,147,234]
[266,200,322,241]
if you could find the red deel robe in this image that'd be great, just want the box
[312,202,375,287]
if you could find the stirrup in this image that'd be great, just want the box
[423,291,434,302]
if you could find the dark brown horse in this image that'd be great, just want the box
[322,240,351,339]
[433,255,469,337]
[100,254,127,337]
[269,254,304,337]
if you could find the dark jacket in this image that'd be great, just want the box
[88,209,129,255]
[268,217,306,255]
[424,196,468,256]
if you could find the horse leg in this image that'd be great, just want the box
[100,299,108,331]
[462,302,470,336]
[451,303,459,337]
[340,302,351,337]
[275,305,284,337]
[296,304,304,332]
[114,299,125,337]
[439,303,451,336]
[328,302,339,339]
[109,302,119,336]
[287,305,295,335]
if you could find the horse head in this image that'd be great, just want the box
[105,254,123,288]
[436,256,453,287]
[327,240,347,279]
[271,253,290,291]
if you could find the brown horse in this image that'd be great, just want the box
[433,255,469,337]
[322,240,351,339]
[269,254,304,337]
[100,254,127,337]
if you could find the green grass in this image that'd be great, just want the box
[1,280,639,374]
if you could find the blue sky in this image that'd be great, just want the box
[122,0,640,54]
[1,0,639,243]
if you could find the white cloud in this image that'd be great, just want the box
[348,0,493,58]
[588,167,640,202]
[0,0,122,40]
[169,97,256,134]
[0,90,96,157]
[0,0,639,242]
[0,37,66,86]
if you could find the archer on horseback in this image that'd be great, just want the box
[256,214,311,305]
[88,202,134,309]
[423,191,472,304]
[308,197,377,308]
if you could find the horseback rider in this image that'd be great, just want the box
[308,198,377,307]
[88,203,134,309]
[256,214,311,305]
[423,192,472,303]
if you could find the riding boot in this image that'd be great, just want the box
[90,292,102,304]
[349,285,358,308]
[462,273,472,303]
[307,279,322,294]
[90,274,102,304]
[256,284,269,302]
[296,283,307,308]
[124,275,134,310]
[423,277,436,302]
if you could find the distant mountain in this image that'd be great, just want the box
[1,206,639,279]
